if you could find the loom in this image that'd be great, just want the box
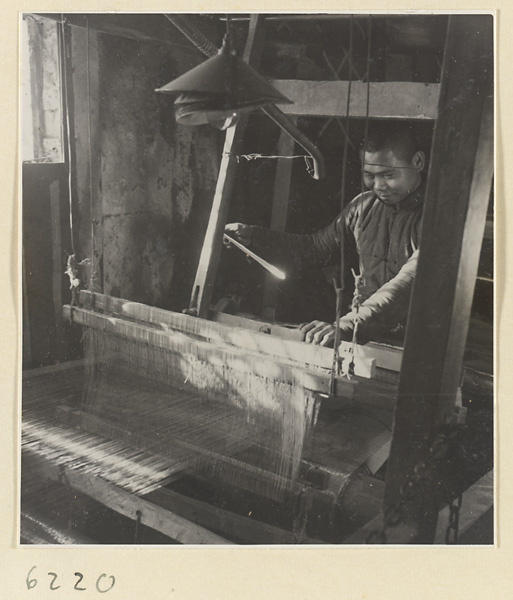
[21,13,494,545]
[22,288,405,540]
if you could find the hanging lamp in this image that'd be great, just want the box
[155,19,292,130]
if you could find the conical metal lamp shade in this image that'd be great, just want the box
[156,46,292,126]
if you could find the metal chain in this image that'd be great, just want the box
[445,494,463,544]
[366,425,462,544]
[134,510,143,544]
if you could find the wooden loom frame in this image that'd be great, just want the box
[184,13,494,543]
[22,13,494,545]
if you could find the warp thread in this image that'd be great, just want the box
[78,312,320,501]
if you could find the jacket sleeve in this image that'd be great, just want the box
[337,249,418,340]
[249,201,359,278]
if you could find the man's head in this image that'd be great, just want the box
[360,122,425,205]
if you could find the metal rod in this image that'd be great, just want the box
[221,15,384,22]
[166,13,325,180]
[261,105,325,179]
[223,234,286,279]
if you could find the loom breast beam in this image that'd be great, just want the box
[63,304,357,399]
[78,290,389,381]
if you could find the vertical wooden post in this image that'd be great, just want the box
[66,22,102,292]
[22,249,33,369]
[383,15,494,542]
[189,15,267,318]
[49,180,63,329]
[262,44,305,319]
[262,118,297,318]
[86,26,103,293]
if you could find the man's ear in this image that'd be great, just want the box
[412,151,425,172]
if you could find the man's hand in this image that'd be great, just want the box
[300,321,338,346]
[224,223,253,248]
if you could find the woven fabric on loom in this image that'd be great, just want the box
[70,309,321,500]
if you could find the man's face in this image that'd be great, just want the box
[362,148,423,205]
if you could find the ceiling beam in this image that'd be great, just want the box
[271,79,441,119]
[34,13,215,56]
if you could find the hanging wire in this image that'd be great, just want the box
[86,18,94,290]
[86,18,99,292]
[163,14,218,57]
[361,14,372,197]
[339,14,355,236]
[329,15,355,394]
[342,14,374,376]
[60,16,76,258]
[225,151,312,163]
[60,16,83,309]
[341,15,374,377]
[225,13,232,45]
[61,16,94,305]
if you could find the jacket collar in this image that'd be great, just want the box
[377,180,425,213]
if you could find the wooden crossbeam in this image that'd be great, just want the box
[271,80,441,119]
[211,307,402,375]
[343,511,418,544]
[21,512,97,545]
[36,13,209,57]
[63,303,357,399]
[147,487,324,545]
[25,451,230,544]
[77,290,405,382]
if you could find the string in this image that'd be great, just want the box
[224,152,315,178]
[60,17,76,259]
[361,15,372,196]
[348,268,364,377]
[60,16,83,310]
[225,152,311,161]
[344,14,373,357]
[346,15,372,358]
[330,15,354,390]
[86,18,98,293]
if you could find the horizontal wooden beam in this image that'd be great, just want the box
[21,512,97,545]
[23,358,87,379]
[78,291,405,386]
[81,291,384,377]
[212,307,400,374]
[271,80,440,119]
[63,303,357,399]
[33,13,207,57]
[147,487,322,544]
[25,451,230,544]
[342,510,418,544]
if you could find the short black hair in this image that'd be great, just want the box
[361,121,421,162]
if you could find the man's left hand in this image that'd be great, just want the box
[300,321,339,346]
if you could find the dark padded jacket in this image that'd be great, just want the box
[250,182,425,339]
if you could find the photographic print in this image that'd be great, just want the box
[20,11,494,549]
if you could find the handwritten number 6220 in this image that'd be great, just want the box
[26,567,116,593]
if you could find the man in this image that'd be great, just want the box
[225,122,426,346]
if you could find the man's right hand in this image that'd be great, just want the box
[224,223,253,248]
[300,320,353,346]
